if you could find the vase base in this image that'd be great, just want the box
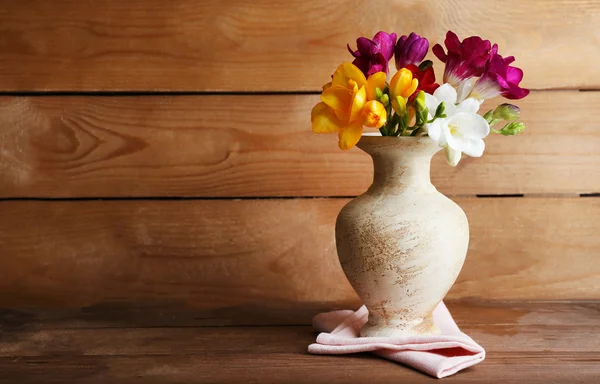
[359,315,440,337]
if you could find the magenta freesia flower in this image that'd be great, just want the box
[348,31,397,76]
[471,53,530,100]
[432,31,496,86]
[394,32,429,70]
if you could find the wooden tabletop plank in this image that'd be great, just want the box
[0,197,598,319]
[1,91,598,198]
[1,302,599,383]
[0,0,598,91]
[2,353,599,384]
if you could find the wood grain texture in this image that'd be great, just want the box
[0,303,599,383]
[0,0,598,91]
[1,91,598,198]
[0,198,598,318]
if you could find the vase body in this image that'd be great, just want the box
[335,136,469,337]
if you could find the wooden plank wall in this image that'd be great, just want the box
[0,0,599,324]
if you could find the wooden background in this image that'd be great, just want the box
[0,0,599,326]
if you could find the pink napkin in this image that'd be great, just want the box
[308,302,485,378]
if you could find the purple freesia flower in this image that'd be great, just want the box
[394,32,429,69]
[472,53,530,100]
[432,31,496,86]
[348,31,397,76]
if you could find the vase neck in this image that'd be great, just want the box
[357,136,442,195]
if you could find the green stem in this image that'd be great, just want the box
[410,127,423,136]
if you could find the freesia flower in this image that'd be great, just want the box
[406,64,439,96]
[470,53,530,100]
[361,100,387,128]
[395,32,429,70]
[312,63,386,150]
[424,84,490,166]
[432,31,496,87]
[389,68,418,114]
[348,31,397,76]
[365,71,387,101]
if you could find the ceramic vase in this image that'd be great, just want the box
[335,135,469,337]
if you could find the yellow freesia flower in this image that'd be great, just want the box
[362,100,387,128]
[312,63,386,150]
[366,72,387,101]
[390,68,418,114]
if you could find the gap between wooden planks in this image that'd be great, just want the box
[0,91,598,198]
[0,0,598,91]
[0,197,598,316]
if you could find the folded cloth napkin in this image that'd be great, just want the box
[308,302,485,378]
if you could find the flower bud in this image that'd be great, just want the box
[493,103,520,121]
[435,101,446,118]
[395,32,429,70]
[418,60,433,71]
[380,93,390,106]
[415,94,427,113]
[445,146,462,166]
[361,100,387,128]
[390,68,419,99]
[483,109,494,123]
[414,91,428,124]
[499,121,525,135]
[393,96,407,115]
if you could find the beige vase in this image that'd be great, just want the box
[335,135,469,337]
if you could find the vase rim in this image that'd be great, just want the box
[357,134,441,154]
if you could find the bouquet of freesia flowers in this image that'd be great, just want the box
[311,31,529,165]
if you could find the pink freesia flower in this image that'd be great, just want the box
[348,31,397,76]
[471,53,530,100]
[394,32,429,70]
[432,31,496,86]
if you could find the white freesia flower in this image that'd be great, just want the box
[424,83,490,166]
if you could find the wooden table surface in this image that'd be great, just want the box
[1,301,599,383]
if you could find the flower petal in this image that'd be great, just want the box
[361,100,387,128]
[311,102,343,133]
[406,78,419,98]
[449,112,490,138]
[427,118,446,145]
[456,98,481,114]
[426,91,457,118]
[460,137,486,157]
[321,85,352,115]
[424,93,439,118]
[456,78,476,102]
[332,62,367,89]
[390,68,418,99]
[349,86,367,123]
[338,121,363,150]
[433,83,458,104]
[366,72,387,101]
